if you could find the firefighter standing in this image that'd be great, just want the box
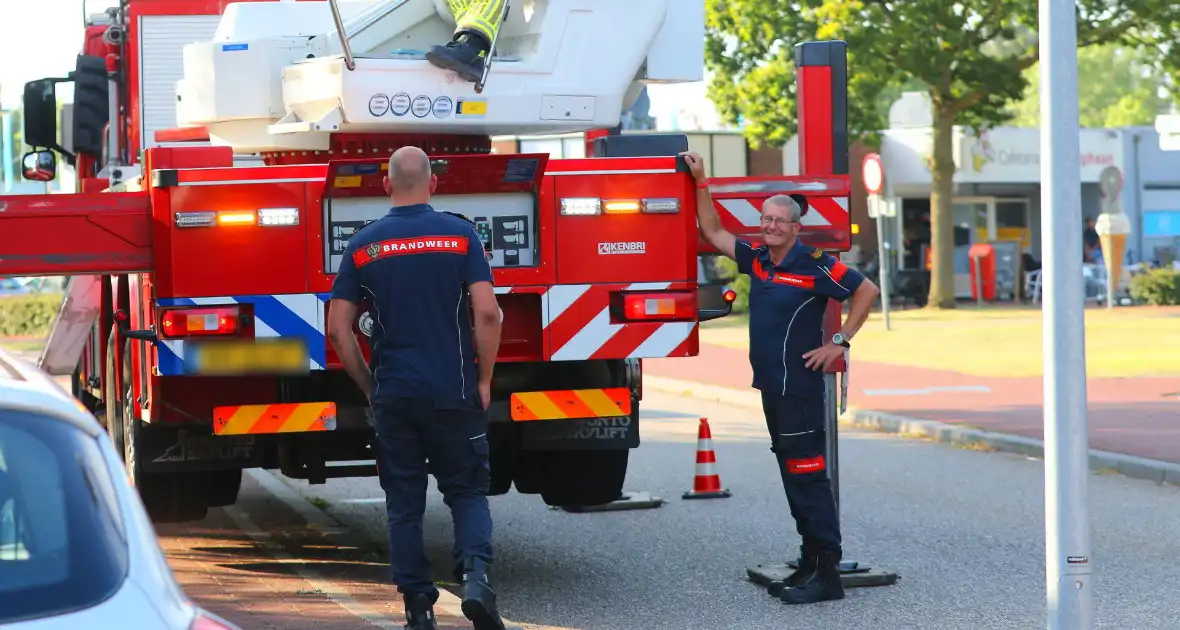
[326,146,506,630]
[426,0,507,83]
[681,151,880,605]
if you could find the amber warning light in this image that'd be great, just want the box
[174,208,300,228]
[561,197,681,216]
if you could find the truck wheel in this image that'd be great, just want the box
[72,364,100,415]
[486,427,516,496]
[73,345,102,416]
[104,332,127,457]
[205,469,243,507]
[511,452,545,495]
[538,449,629,507]
[107,333,208,523]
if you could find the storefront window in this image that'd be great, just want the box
[995,200,1031,248]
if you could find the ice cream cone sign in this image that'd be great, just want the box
[969,132,995,172]
[1096,166,1131,306]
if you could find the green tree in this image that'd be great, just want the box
[1008,43,1171,128]
[3,109,22,186]
[705,0,1180,309]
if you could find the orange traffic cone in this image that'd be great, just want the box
[682,418,732,500]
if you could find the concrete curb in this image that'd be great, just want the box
[642,375,1180,488]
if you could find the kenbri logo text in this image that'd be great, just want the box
[598,241,646,255]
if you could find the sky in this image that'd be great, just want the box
[0,0,723,130]
[0,0,89,109]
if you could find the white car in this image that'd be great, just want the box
[0,348,240,630]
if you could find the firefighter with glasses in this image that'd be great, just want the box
[681,150,880,605]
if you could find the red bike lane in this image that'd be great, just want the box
[645,343,1180,465]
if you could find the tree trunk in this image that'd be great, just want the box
[926,108,958,309]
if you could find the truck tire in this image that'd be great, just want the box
[485,426,517,496]
[538,449,629,507]
[104,332,127,457]
[206,469,243,507]
[106,332,208,523]
[72,364,101,415]
[511,450,545,495]
[71,54,111,159]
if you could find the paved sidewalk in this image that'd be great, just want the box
[158,473,478,629]
[645,342,1180,465]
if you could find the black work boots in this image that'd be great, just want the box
[404,558,506,630]
[459,557,506,630]
[403,592,438,630]
[766,543,819,597]
[768,544,845,605]
[425,32,489,83]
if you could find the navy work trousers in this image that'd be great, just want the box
[372,396,495,601]
[760,391,842,554]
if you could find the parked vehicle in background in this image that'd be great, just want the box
[0,279,30,297]
[0,348,239,630]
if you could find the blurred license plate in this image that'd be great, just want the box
[189,338,309,375]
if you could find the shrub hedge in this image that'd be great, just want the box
[1128,267,1180,306]
[0,293,64,337]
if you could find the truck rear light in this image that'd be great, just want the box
[561,197,681,216]
[560,197,601,215]
[217,211,256,225]
[641,198,680,214]
[160,306,244,338]
[174,208,299,228]
[259,207,300,226]
[175,211,217,228]
[612,291,696,322]
[603,199,640,214]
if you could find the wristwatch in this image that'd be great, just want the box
[831,332,850,348]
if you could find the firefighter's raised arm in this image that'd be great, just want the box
[681,150,737,260]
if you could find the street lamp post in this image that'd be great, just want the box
[1039,0,1094,627]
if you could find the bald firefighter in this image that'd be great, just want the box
[426,0,507,83]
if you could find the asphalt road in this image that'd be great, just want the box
[279,389,1180,630]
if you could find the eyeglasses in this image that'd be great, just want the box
[760,216,800,227]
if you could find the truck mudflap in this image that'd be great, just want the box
[497,387,640,451]
[139,425,265,474]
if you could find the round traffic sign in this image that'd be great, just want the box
[862,153,884,195]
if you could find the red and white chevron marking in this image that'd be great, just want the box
[714,196,849,228]
[494,282,698,361]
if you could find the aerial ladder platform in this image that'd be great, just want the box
[0,0,853,377]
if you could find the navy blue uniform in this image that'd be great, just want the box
[331,202,495,603]
[734,238,864,554]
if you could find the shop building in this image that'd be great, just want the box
[837,93,1180,299]
[492,100,1180,304]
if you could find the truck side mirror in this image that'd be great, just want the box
[789,194,810,216]
[22,78,59,150]
[22,151,57,182]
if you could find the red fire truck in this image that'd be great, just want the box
[0,0,851,523]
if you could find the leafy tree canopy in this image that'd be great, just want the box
[1007,43,1172,128]
[706,0,1180,147]
[705,0,1180,308]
